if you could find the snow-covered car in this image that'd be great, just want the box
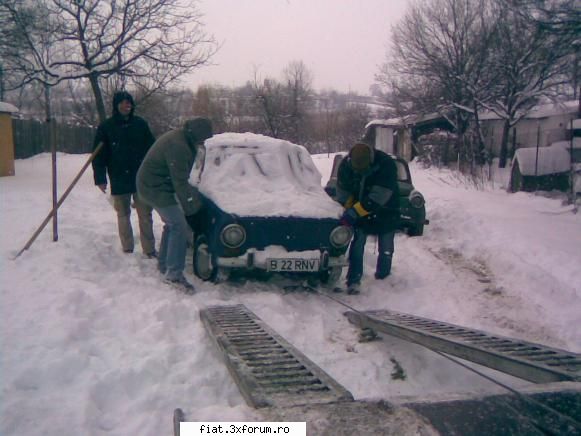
[324,152,428,236]
[188,133,353,284]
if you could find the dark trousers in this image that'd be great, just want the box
[346,227,395,286]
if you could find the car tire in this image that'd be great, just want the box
[407,223,424,237]
[193,235,218,282]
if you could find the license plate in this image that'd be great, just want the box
[267,258,320,272]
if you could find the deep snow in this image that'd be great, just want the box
[1,150,580,435]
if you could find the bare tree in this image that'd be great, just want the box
[191,85,231,133]
[482,0,576,167]
[252,74,287,138]
[1,0,218,122]
[509,0,580,99]
[250,61,315,143]
[283,60,313,143]
[377,0,577,168]
[378,0,493,164]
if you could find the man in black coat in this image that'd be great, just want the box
[336,142,400,294]
[92,91,156,256]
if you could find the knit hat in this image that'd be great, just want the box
[183,117,213,146]
[350,142,372,172]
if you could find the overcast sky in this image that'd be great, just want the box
[186,0,411,95]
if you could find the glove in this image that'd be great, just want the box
[340,208,358,227]
[185,213,203,234]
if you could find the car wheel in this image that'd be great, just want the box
[407,223,424,237]
[320,266,342,286]
[193,235,217,281]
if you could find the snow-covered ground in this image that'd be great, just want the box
[1,152,580,435]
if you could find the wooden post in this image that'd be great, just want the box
[534,123,541,191]
[571,119,577,211]
[13,143,103,259]
[45,84,58,242]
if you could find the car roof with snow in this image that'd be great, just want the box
[189,132,343,219]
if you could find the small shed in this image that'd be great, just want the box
[0,101,19,177]
[509,145,572,193]
[364,118,414,161]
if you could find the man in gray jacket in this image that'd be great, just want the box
[137,118,213,292]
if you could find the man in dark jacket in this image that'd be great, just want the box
[92,91,156,256]
[336,142,400,294]
[137,117,213,293]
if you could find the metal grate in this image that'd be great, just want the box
[201,304,353,408]
[346,309,581,383]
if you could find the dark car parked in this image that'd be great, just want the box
[189,133,353,284]
[324,153,428,236]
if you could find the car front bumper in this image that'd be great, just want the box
[216,248,348,272]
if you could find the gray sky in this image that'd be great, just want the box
[187,0,411,95]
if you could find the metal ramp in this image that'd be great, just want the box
[200,304,354,408]
[346,309,581,383]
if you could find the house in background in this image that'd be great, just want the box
[480,100,579,157]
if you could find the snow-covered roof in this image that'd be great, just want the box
[190,132,343,219]
[480,100,579,121]
[0,102,18,113]
[512,146,571,176]
[366,111,447,129]
[366,118,404,128]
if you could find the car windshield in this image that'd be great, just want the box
[190,133,343,219]
[395,161,411,183]
[331,152,412,183]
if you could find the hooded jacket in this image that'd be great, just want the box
[92,91,155,195]
[136,118,213,216]
[336,142,400,234]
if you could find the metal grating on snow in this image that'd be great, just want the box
[200,304,353,408]
[346,309,581,384]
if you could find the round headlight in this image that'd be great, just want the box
[409,191,425,208]
[220,224,246,248]
[330,225,353,248]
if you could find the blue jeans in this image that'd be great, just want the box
[155,204,189,281]
[346,228,395,286]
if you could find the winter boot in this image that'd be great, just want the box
[164,275,195,294]
[347,283,361,295]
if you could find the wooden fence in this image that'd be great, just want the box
[12,119,95,159]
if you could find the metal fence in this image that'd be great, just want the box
[12,119,95,159]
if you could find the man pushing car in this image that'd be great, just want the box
[137,117,213,293]
[335,141,400,294]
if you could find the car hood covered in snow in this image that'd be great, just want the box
[190,132,343,219]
